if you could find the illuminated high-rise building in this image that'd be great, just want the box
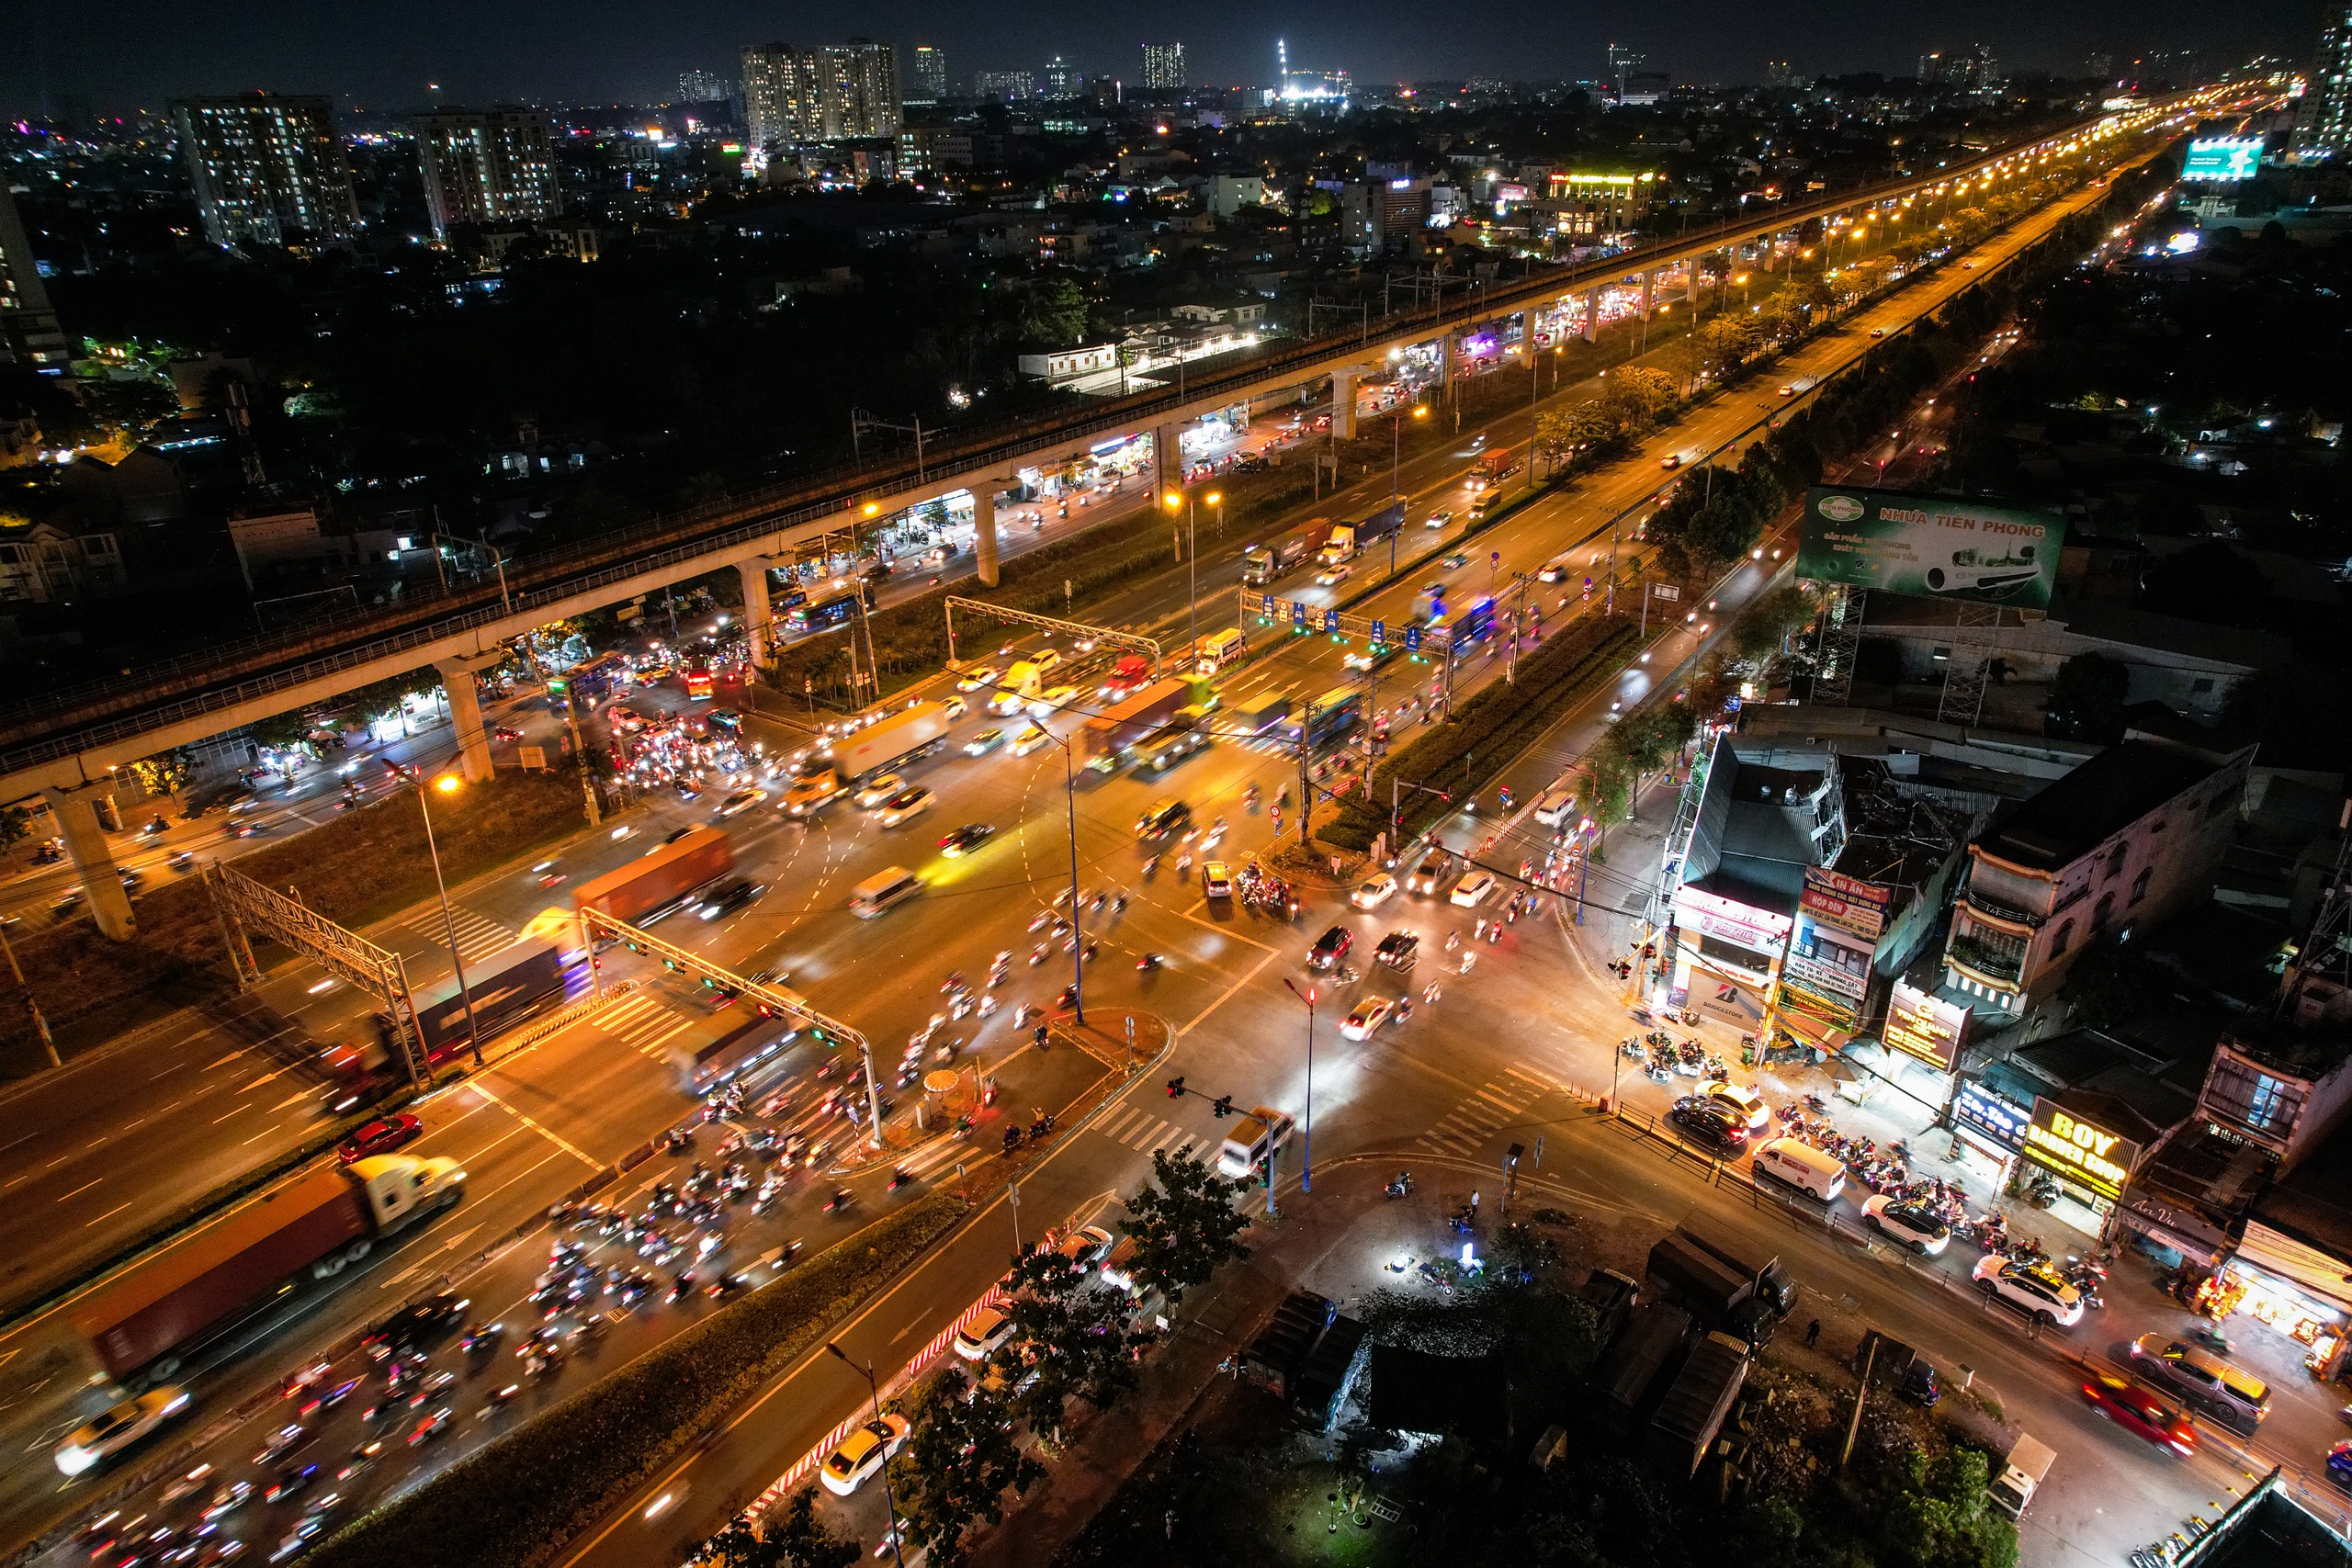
[0,183,71,374]
[2297,5,2352,160]
[1140,42,1187,91]
[740,39,900,147]
[678,69,730,104]
[170,93,359,247]
[910,46,948,103]
[414,107,561,240]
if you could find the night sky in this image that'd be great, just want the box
[5,0,2319,118]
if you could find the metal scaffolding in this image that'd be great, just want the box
[204,864,429,1088]
[1935,602,2003,727]
[1811,585,1867,706]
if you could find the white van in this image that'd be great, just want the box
[1216,1106,1295,1179]
[848,866,922,919]
[1754,1137,1845,1201]
[1196,627,1247,675]
[1532,788,1577,829]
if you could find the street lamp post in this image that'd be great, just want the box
[824,1344,908,1568]
[1282,978,1317,1196]
[412,770,483,1067]
[1163,489,1217,663]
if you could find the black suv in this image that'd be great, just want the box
[1374,931,1419,971]
[362,1292,469,1360]
[1307,926,1354,972]
[1135,799,1192,840]
[1667,1097,1747,1157]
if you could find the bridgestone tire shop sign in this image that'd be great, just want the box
[1799,486,2066,611]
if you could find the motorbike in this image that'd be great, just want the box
[888,1167,915,1192]
[1136,953,1165,972]
[1385,1171,1414,1200]
[824,1187,855,1214]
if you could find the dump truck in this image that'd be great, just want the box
[571,827,733,925]
[1597,1301,1692,1438]
[1243,522,1329,585]
[1647,1330,1752,1478]
[834,700,952,783]
[1080,678,1191,773]
[1675,1221,1800,1316]
[74,1156,467,1387]
[1648,1234,1781,1346]
[1319,502,1406,565]
[1240,1291,1334,1403]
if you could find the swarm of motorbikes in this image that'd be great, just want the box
[1611,1041,2109,1309]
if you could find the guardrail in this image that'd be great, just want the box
[0,108,2175,773]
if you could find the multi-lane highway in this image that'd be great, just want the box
[0,142,2180,1565]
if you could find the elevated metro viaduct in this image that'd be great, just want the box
[0,100,2198,939]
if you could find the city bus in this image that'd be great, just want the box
[786,587,868,634]
[1438,595,1497,649]
[684,666,716,701]
[1293,687,1363,749]
[568,652,631,701]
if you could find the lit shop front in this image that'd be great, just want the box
[1775,868,1885,1042]
[1666,885,1791,1012]
[2021,1097,2142,1235]
[2218,1223,2352,1375]
[1950,1078,2029,1187]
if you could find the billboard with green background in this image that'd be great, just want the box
[1798,486,2065,610]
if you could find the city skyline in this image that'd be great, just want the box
[2,4,2312,118]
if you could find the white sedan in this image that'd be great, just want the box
[1340,996,1397,1040]
[854,773,904,809]
[956,665,1001,694]
[1028,684,1083,717]
[55,1387,189,1476]
[879,788,933,828]
[819,1414,911,1496]
[1863,1195,1953,1256]
[1448,870,1495,907]
[988,690,1028,716]
[1424,508,1453,530]
[953,1306,1017,1361]
[1704,1081,1770,1130]
[1316,563,1353,587]
[1351,874,1398,910]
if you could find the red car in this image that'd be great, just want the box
[2082,1373,2197,1457]
[339,1112,423,1164]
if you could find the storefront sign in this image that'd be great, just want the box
[1672,885,1792,957]
[1883,982,1966,1072]
[1954,1082,2027,1151]
[2023,1099,2141,1202]
[1777,964,1863,1032]
[1802,866,1892,942]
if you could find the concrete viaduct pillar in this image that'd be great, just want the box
[1155,422,1184,489]
[47,786,134,940]
[737,559,773,674]
[1640,270,1655,321]
[1687,258,1702,304]
[973,484,1001,587]
[1330,369,1359,440]
[434,656,498,784]
[1580,287,1600,343]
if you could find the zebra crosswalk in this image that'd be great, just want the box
[1415,1064,1564,1157]
[401,904,520,964]
[1089,1101,1218,1164]
[590,991,700,1062]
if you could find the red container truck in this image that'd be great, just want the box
[571,826,734,925]
[74,1155,466,1386]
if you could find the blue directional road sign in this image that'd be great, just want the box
[1261,593,1275,619]
[1291,600,1307,628]
[1321,608,1339,633]
[1371,618,1386,646]
[1406,625,1422,653]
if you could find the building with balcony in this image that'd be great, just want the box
[1940,736,2254,1014]
[414,107,562,241]
[170,93,359,248]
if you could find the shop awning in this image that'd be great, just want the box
[2233,1222,2352,1315]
